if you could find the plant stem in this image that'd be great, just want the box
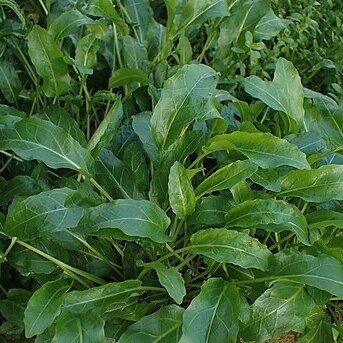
[89,177,114,202]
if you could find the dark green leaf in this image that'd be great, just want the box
[280,165,343,202]
[243,58,304,129]
[24,279,69,338]
[194,160,258,198]
[250,168,281,192]
[179,278,240,343]
[0,117,94,175]
[123,35,148,71]
[205,132,310,169]
[151,64,218,150]
[27,25,70,97]
[78,199,170,243]
[0,59,21,103]
[118,305,184,343]
[225,199,310,245]
[168,161,195,218]
[189,228,271,271]
[74,34,101,74]
[109,68,149,88]
[241,282,317,341]
[307,210,343,229]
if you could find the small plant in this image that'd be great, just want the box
[0,0,342,342]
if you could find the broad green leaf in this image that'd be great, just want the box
[123,35,148,71]
[27,25,70,97]
[109,68,149,88]
[307,210,343,228]
[151,64,218,150]
[88,98,123,158]
[269,250,343,297]
[174,0,229,36]
[168,161,195,218]
[0,59,21,103]
[205,132,310,169]
[194,160,258,198]
[179,278,240,343]
[0,289,31,329]
[24,279,69,338]
[62,280,142,314]
[53,311,105,343]
[3,188,87,241]
[0,117,94,175]
[280,165,343,202]
[142,262,186,304]
[0,104,25,127]
[225,199,310,245]
[74,34,101,74]
[189,228,271,271]
[241,282,317,341]
[49,10,93,41]
[243,58,304,129]
[250,168,281,192]
[118,305,184,343]
[254,9,290,40]
[78,199,170,243]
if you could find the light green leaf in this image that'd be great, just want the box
[194,160,258,198]
[0,59,21,103]
[24,279,69,338]
[118,305,184,343]
[269,250,343,297]
[280,165,343,202]
[243,58,304,130]
[205,132,310,169]
[250,168,281,192]
[151,64,218,150]
[3,188,87,241]
[53,311,105,343]
[88,97,123,158]
[225,199,310,245]
[307,210,343,229]
[74,34,101,74]
[108,68,149,88]
[189,228,271,271]
[254,9,290,40]
[241,282,317,341]
[179,278,240,343]
[49,10,93,41]
[0,117,94,175]
[78,199,171,243]
[168,161,195,218]
[27,25,70,97]
[62,280,142,314]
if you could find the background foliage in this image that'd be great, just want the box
[0,0,342,342]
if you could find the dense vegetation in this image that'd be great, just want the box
[0,0,342,342]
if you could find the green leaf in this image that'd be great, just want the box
[74,34,101,74]
[0,117,94,175]
[62,280,142,314]
[168,161,195,219]
[143,262,186,304]
[179,278,240,343]
[250,168,281,192]
[123,35,148,71]
[53,311,105,343]
[307,210,343,229]
[254,9,290,40]
[243,58,304,130]
[151,64,218,150]
[205,132,310,169]
[269,250,343,297]
[108,68,149,88]
[49,10,93,41]
[118,305,184,343]
[87,97,123,158]
[3,188,87,241]
[0,59,21,103]
[78,199,171,243]
[226,199,310,245]
[0,289,31,329]
[241,282,317,341]
[189,228,271,271]
[24,279,69,338]
[27,25,70,97]
[194,160,258,198]
[280,165,343,202]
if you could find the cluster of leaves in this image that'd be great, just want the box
[0,0,342,342]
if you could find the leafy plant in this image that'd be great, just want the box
[0,0,342,342]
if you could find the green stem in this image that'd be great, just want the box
[38,0,48,16]
[0,237,17,262]
[89,177,113,202]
